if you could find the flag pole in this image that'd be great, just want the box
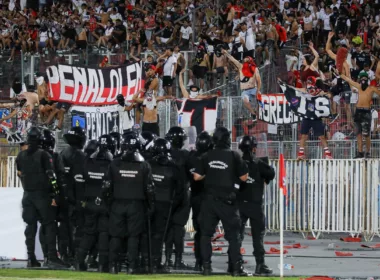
[280,183,284,278]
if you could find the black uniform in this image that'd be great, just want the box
[193,127,248,276]
[39,151,66,263]
[76,152,113,271]
[107,152,154,273]
[60,146,86,258]
[238,155,275,274]
[165,148,190,267]
[149,154,183,271]
[16,137,63,268]
[188,149,205,269]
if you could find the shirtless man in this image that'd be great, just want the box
[262,20,278,66]
[132,89,171,136]
[212,48,229,86]
[302,10,314,43]
[222,49,261,121]
[326,31,353,128]
[338,71,380,158]
[179,68,218,99]
[36,74,55,122]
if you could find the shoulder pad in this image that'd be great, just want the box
[133,152,145,162]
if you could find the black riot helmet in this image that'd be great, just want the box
[98,134,116,155]
[40,129,55,151]
[165,126,187,149]
[27,127,42,146]
[141,131,157,152]
[152,138,171,157]
[121,133,141,152]
[196,131,213,153]
[238,135,257,153]
[63,126,87,149]
[84,140,98,157]
[212,127,231,149]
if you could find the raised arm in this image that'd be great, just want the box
[340,73,360,89]
[309,41,319,68]
[325,31,337,60]
[132,91,144,103]
[179,69,190,98]
[222,49,242,70]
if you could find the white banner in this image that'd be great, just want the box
[70,105,134,140]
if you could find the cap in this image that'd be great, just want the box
[358,71,369,79]
[149,65,156,71]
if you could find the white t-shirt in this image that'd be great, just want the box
[371,109,378,132]
[232,18,241,31]
[239,28,255,51]
[39,31,49,42]
[180,26,192,40]
[319,12,332,30]
[10,83,27,98]
[163,56,177,77]
[285,55,298,71]
[110,13,123,23]
[118,102,134,130]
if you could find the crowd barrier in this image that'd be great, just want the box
[4,156,380,241]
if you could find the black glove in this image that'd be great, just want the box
[116,94,125,107]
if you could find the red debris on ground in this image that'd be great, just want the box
[302,276,335,280]
[264,241,280,244]
[265,247,288,254]
[240,248,246,254]
[340,237,361,242]
[212,247,223,251]
[335,251,353,257]
[307,237,316,240]
[211,233,224,241]
[361,244,380,248]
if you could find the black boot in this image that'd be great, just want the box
[232,261,250,277]
[203,262,212,276]
[42,257,48,267]
[87,255,99,269]
[152,258,169,274]
[140,258,150,274]
[47,257,69,269]
[109,262,118,274]
[61,254,75,266]
[355,152,365,159]
[255,258,273,275]
[75,262,87,271]
[164,253,174,267]
[194,260,203,272]
[98,263,109,273]
[174,255,190,270]
[227,261,233,274]
[27,257,41,268]
[127,260,138,275]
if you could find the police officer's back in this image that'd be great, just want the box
[148,138,183,272]
[76,135,114,272]
[193,126,249,276]
[238,136,275,275]
[164,126,191,269]
[188,131,213,272]
[38,129,67,265]
[105,133,155,274]
[141,131,157,161]
[16,127,67,269]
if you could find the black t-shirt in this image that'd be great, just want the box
[113,24,126,42]
[352,51,371,70]
[162,26,174,38]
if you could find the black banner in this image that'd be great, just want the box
[279,81,331,120]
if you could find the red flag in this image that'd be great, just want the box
[279,154,287,196]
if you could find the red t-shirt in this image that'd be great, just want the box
[276,24,287,42]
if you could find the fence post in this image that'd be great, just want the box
[227,96,232,132]
[29,55,35,86]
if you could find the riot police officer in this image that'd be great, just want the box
[188,131,213,272]
[84,140,99,158]
[38,129,67,267]
[75,135,114,272]
[193,127,249,276]
[104,133,155,274]
[141,131,157,161]
[149,138,184,273]
[16,127,66,269]
[164,126,190,269]
[60,127,87,262]
[238,136,275,275]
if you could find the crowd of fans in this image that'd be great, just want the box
[1,0,380,158]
